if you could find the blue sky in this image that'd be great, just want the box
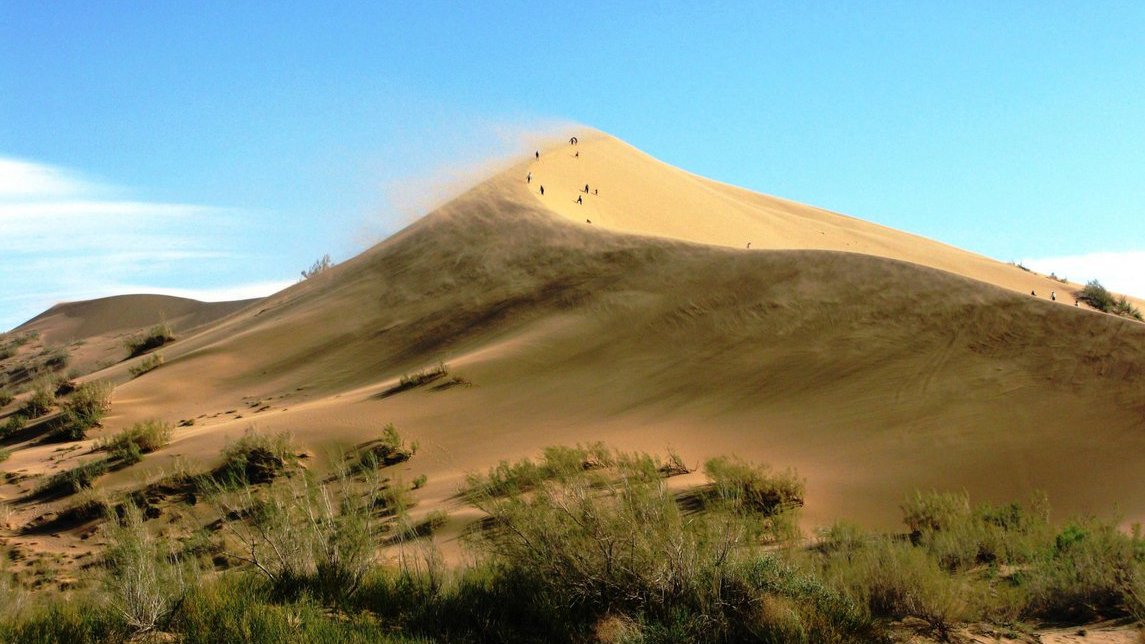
[3,2,1144,330]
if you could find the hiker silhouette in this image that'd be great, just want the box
[539,185,544,195]
[577,195,582,205]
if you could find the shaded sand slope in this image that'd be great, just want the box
[78,157,1145,532]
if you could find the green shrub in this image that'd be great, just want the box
[1,414,26,438]
[104,502,187,635]
[360,424,417,469]
[123,322,175,358]
[210,472,377,604]
[1078,280,1143,320]
[466,448,869,641]
[36,459,110,497]
[212,429,296,487]
[128,353,164,377]
[462,442,615,500]
[21,379,56,418]
[704,455,805,516]
[0,388,13,408]
[98,420,172,464]
[42,347,69,371]
[821,537,967,630]
[0,447,10,463]
[300,253,334,280]
[50,380,114,442]
[1022,519,1145,622]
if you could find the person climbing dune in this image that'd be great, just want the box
[577,195,583,205]
[527,172,532,184]
[539,185,544,195]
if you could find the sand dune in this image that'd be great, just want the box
[5,294,258,380]
[4,131,1145,561]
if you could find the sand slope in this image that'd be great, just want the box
[6,295,257,379]
[4,131,1145,552]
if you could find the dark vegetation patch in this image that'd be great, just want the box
[377,362,449,398]
[1077,280,1143,321]
[123,322,175,359]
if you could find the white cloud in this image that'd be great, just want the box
[0,157,97,199]
[0,156,287,331]
[1022,251,1145,299]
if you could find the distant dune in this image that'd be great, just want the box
[4,131,1144,562]
[6,294,257,379]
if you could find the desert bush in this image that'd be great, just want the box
[211,471,378,604]
[50,380,114,441]
[212,429,296,487]
[704,455,805,516]
[0,388,13,408]
[300,253,334,280]
[123,322,175,358]
[1022,519,1145,622]
[21,378,56,418]
[42,347,69,371]
[820,537,968,630]
[0,447,10,463]
[128,352,164,377]
[901,491,1052,571]
[36,458,110,497]
[467,448,870,641]
[104,502,188,635]
[98,419,172,465]
[398,362,448,388]
[1,413,26,438]
[1078,280,1143,320]
[360,423,417,468]
[462,442,615,500]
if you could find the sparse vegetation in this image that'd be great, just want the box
[42,347,70,371]
[35,458,111,498]
[2,444,1144,642]
[123,322,175,358]
[20,378,56,418]
[0,388,14,408]
[212,429,297,487]
[359,423,417,468]
[0,447,10,463]
[1078,279,1143,321]
[98,420,172,465]
[128,352,164,377]
[1,414,26,438]
[300,253,334,280]
[104,502,188,635]
[50,379,114,442]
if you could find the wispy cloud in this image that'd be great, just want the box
[0,156,288,330]
[1023,251,1145,299]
